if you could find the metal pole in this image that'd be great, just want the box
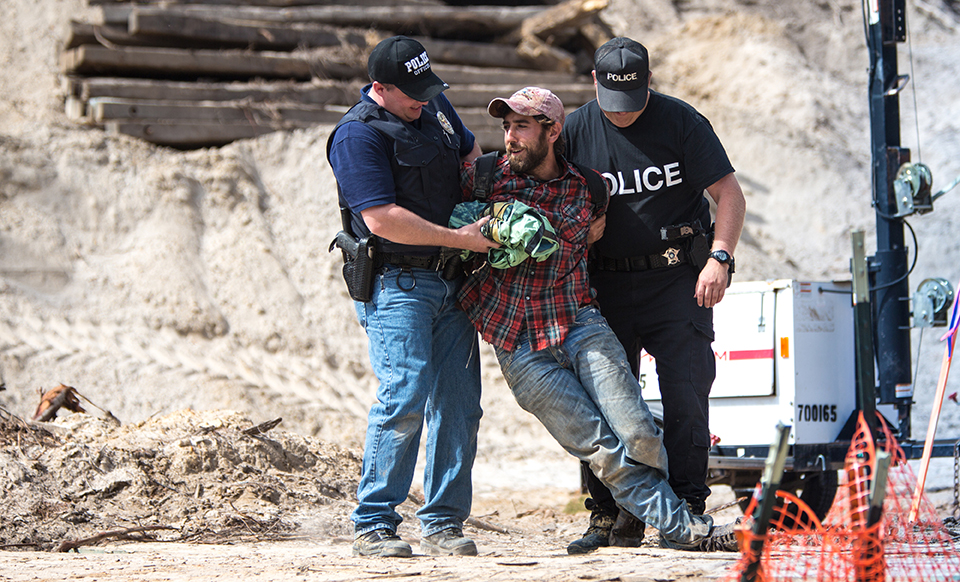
[865,0,913,428]
[740,423,792,582]
[853,231,878,432]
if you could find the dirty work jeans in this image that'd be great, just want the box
[352,265,483,538]
[494,306,711,544]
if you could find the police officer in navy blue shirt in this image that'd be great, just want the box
[327,36,498,559]
[562,37,746,554]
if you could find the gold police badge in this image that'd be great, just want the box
[662,247,681,266]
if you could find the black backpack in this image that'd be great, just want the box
[471,151,608,210]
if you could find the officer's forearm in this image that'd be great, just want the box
[708,174,745,253]
[361,204,493,252]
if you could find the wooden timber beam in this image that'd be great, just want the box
[88,97,346,125]
[60,45,365,81]
[519,0,609,40]
[101,5,543,38]
[65,21,146,51]
[445,83,596,109]
[415,37,539,71]
[128,10,366,50]
[429,64,584,87]
[66,77,595,109]
[65,77,363,106]
[89,0,443,6]
[105,121,280,148]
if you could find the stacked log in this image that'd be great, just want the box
[61,0,612,150]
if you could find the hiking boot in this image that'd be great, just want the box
[661,519,741,552]
[566,512,615,554]
[420,527,478,556]
[608,509,646,547]
[352,529,413,558]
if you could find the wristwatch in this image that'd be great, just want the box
[709,249,735,274]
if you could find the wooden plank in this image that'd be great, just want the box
[60,45,332,81]
[72,76,592,109]
[65,21,148,51]
[457,108,505,153]
[578,17,615,53]
[520,0,608,39]
[516,35,576,73]
[128,11,365,50]
[71,75,591,110]
[91,0,444,6]
[101,4,542,37]
[65,97,87,120]
[88,97,347,125]
[73,77,363,105]
[105,120,280,148]
[105,118,502,152]
[61,76,83,99]
[66,18,366,52]
[431,63,586,87]
[415,37,536,71]
[445,83,596,109]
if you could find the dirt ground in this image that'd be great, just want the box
[2,0,960,581]
[0,406,749,582]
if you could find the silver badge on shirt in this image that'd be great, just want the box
[437,112,454,135]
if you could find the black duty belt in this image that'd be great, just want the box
[380,252,442,270]
[596,247,686,272]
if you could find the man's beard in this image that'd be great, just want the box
[507,131,550,175]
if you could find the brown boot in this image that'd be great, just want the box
[608,509,646,547]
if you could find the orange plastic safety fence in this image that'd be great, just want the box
[722,412,960,582]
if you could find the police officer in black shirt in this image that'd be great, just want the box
[561,37,746,554]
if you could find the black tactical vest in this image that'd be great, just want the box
[327,99,463,256]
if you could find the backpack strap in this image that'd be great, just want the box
[571,161,609,211]
[472,150,500,201]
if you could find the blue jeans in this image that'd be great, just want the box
[352,266,483,537]
[494,306,711,544]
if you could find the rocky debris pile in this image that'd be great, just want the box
[0,407,366,552]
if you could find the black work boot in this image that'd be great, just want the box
[352,528,413,558]
[420,527,478,556]
[608,509,646,547]
[566,511,615,554]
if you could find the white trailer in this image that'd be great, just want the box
[640,279,903,519]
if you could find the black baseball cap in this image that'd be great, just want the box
[594,37,650,113]
[367,36,449,102]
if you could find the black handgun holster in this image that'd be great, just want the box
[340,235,379,302]
[330,206,380,302]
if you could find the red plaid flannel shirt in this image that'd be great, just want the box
[457,155,606,351]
